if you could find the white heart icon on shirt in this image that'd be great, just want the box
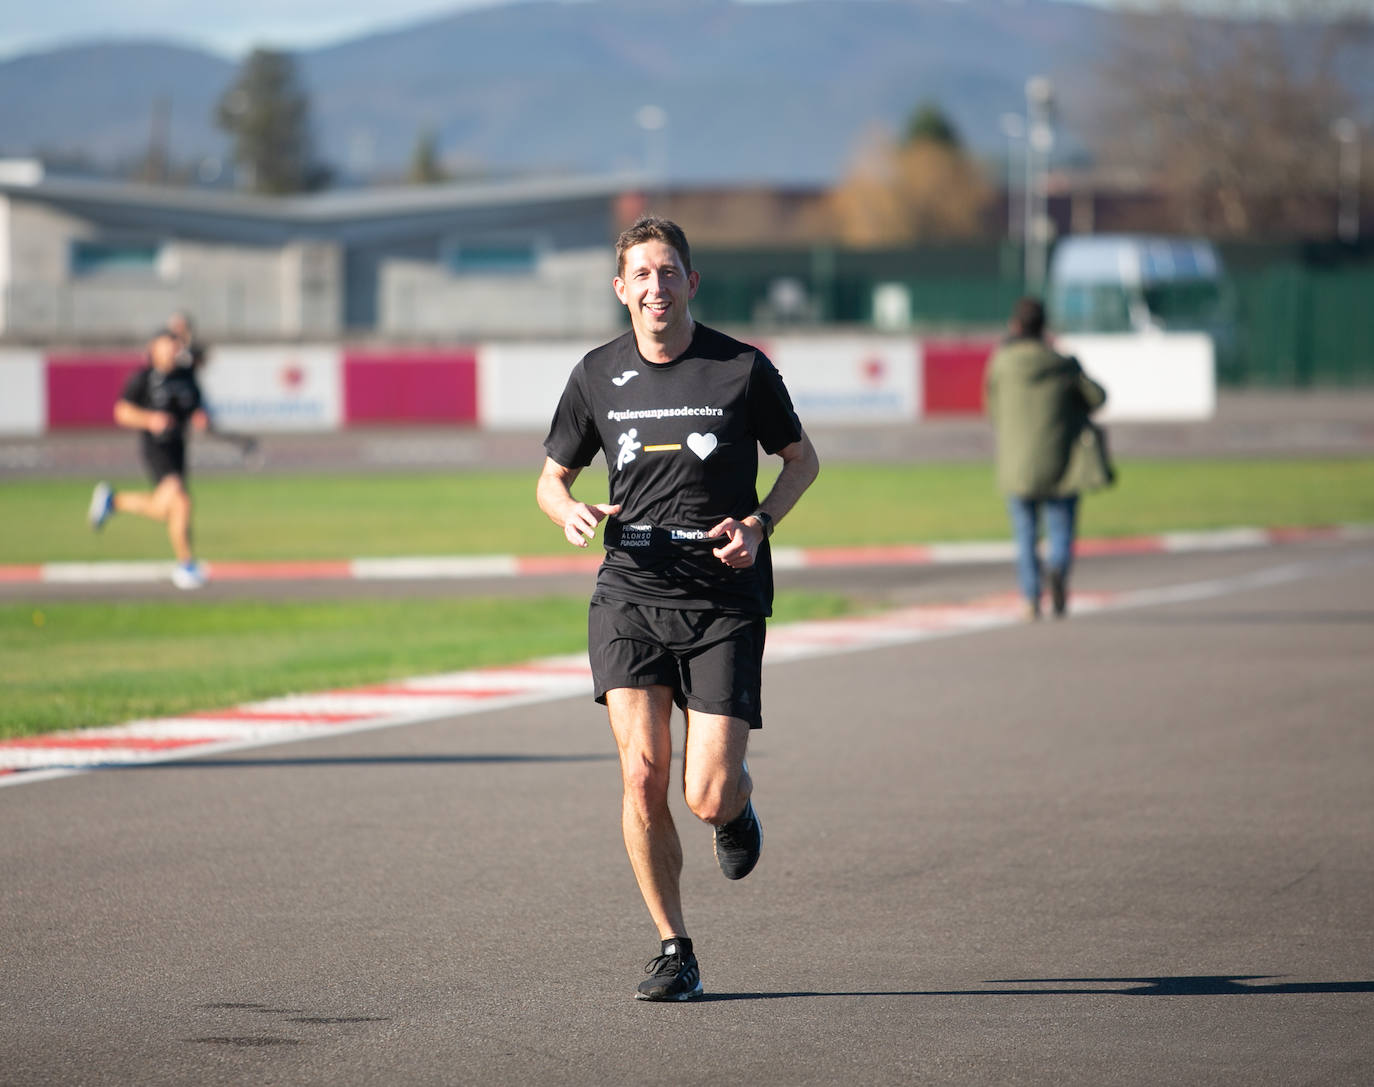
[686,432,718,460]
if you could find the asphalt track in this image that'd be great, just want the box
[3,535,1372,1086]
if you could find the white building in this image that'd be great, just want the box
[0,160,630,343]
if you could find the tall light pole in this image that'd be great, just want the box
[635,105,668,208]
[1024,76,1055,294]
[1332,117,1361,243]
[1000,112,1025,245]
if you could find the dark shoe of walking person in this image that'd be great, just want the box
[636,938,703,1002]
[713,798,763,880]
[1047,569,1068,618]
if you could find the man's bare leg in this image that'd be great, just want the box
[114,476,193,564]
[682,711,752,825]
[162,479,193,565]
[606,685,687,940]
[685,711,761,880]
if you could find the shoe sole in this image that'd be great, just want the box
[635,983,704,1002]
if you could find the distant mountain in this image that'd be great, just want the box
[298,0,1114,182]
[0,0,1365,186]
[0,41,236,169]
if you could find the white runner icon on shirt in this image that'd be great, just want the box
[616,428,642,470]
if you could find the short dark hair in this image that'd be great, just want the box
[615,215,692,278]
[1010,296,1046,338]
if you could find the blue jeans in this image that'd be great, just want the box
[1005,495,1079,605]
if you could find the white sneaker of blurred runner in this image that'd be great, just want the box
[171,561,207,590]
[88,482,114,530]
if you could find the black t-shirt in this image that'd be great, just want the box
[544,324,803,615]
[120,364,204,464]
[120,365,204,441]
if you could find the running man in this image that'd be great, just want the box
[87,328,211,589]
[537,216,820,1001]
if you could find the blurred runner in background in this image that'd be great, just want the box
[87,328,211,589]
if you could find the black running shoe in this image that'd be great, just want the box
[713,798,762,880]
[636,939,703,1002]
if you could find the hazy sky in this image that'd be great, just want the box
[0,0,1114,62]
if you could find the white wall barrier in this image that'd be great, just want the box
[1058,332,1216,423]
[3,332,1215,436]
[0,348,45,435]
[477,340,604,431]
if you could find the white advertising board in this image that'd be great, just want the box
[478,341,604,430]
[1056,332,1216,422]
[763,335,920,424]
[197,345,343,431]
[0,349,45,435]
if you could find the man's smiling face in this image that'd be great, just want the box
[614,239,699,351]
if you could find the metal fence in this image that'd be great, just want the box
[692,242,1374,388]
[1230,262,1374,387]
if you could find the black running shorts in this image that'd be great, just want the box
[588,597,766,729]
[141,438,187,484]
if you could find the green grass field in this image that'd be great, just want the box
[8,457,1374,564]
[1,591,854,740]
[4,456,1372,740]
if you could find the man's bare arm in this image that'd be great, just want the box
[710,429,821,568]
[536,456,622,549]
[114,399,172,435]
[752,429,820,529]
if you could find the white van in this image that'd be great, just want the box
[1046,235,1226,420]
[1047,234,1231,328]
[1047,234,1239,380]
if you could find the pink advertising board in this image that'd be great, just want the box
[46,353,144,428]
[343,350,479,425]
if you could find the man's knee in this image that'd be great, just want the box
[608,687,675,816]
[152,476,188,509]
[620,747,671,803]
[684,770,742,826]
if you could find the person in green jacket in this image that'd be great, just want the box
[984,296,1107,619]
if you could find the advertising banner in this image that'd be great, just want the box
[765,335,920,424]
[344,349,479,425]
[46,353,144,428]
[921,338,998,415]
[198,345,343,432]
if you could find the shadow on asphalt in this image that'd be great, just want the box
[118,753,617,770]
[699,976,1374,1001]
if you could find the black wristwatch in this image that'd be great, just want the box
[751,510,775,538]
